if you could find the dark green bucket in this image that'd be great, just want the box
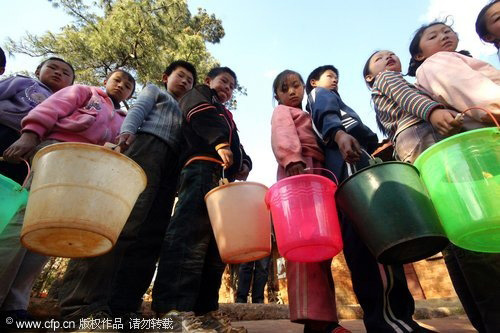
[335,160,448,264]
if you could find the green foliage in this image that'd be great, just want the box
[6,0,223,87]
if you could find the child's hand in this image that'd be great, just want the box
[217,147,233,169]
[334,130,362,164]
[429,108,462,136]
[3,132,40,163]
[235,163,250,181]
[116,133,136,151]
[285,162,306,177]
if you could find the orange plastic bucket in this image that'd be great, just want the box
[266,173,343,262]
[21,143,146,258]
[205,181,271,263]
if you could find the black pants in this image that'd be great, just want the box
[236,256,271,303]
[152,160,225,315]
[59,134,180,320]
[0,125,26,185]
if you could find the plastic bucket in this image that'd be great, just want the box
[21,143,147,258]
[0,174,29,234]
[266,174,343,262]
[205,181,271,263]
[336,161,447,264]
[414,127,500,252]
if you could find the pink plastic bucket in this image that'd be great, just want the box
[265,174,343,262]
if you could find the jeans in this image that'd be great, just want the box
[152,160,225,315]
[235,256,271,303]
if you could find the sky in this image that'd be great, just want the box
[1,0,498,187]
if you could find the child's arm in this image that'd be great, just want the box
[4,85,91,162]
[180,85,234,167]
[271,105,306,174]
[0,76,24,100]
[309,88,362,163]
[117,84,158,150]
[377,71,462,136]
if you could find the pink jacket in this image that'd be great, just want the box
[271,104,324,169]
[21,85,125,145]
[416,51,500,122]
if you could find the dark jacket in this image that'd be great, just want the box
[179,84,252,179]
[307,87,378,181]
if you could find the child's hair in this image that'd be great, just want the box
[476,0,500,46]
[362,50,380,88]
[272,69,304,104]
[164,60,198,85]
[305,65,339,94]
[0,47,6,69]
[207,66,237,86]
[106,69,136,98]
[36,57,76,83]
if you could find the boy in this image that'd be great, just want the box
[307,65,434,333]
[151,67,251,333]
[58,61,197,325]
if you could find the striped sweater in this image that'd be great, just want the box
[371,71,443,141]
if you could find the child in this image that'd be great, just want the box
[367,46,500,332]
[307,65,434,333]
[362,50,460,162]
[270,69,350,333]
[58,60,197,323]
[476,0,500,60]
[0,57,75,185]
[0,47,5,75]
[0,69,134,327]
[408,20,500,123]
[151,67,251,332]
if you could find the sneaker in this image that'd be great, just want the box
[201,310,247,333]
[160,310,216,333]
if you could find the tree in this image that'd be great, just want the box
[5,0,224,87]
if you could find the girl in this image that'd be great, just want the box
[407,20,500,123]
[363,50,460,162]
[365,47,500,332]
[0,69,135,326]
[271,70,350,333]
[0,57,75,184]
[476,0,500,59]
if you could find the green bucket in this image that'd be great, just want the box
[414,127,500,252]
[0,174,29,234]
[335,161,447,264]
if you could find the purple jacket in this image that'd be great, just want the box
[0,75,53,131]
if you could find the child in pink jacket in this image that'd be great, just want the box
[0,69,135,326]
[271,69,350,333]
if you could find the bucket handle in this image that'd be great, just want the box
[0,157,31,189]
[303,167,339,185]
[346,149,383,175]
[460,107,499,128]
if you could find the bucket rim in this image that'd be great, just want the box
[204,181,269,201]
[414,127,499,170]
[32,142,147,185]
[268,173,336,191]
[335,161,419,195]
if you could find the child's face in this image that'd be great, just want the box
[205,72,235,104]
[105,71,134,103]
[365,50,402,83]
[37,60,74,92]
[485,2,500,42]
[416,24,458,61]
[275,74,304,108]
[311,69,338,91]
[163,66,194,99]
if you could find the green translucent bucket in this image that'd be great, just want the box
[0,174,29,234]
[414,127,500,252]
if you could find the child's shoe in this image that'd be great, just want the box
[200,310,247,333]
[160,310,216,333]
